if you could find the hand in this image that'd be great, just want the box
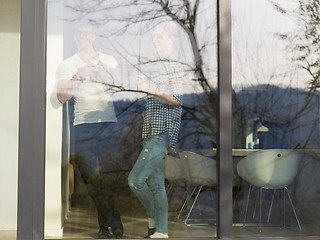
[76,64,96,80]
[137,77,155,93]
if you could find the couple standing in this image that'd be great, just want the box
[56,21,182,239]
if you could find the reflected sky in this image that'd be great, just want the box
[47,0,216,101]
[232,0,309,90]
[47,0,311,100]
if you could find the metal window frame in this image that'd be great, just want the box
[217,0,233,238]
[17,0,319,240]
[17,0,47,239]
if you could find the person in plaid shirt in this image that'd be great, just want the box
[128,22,183,239]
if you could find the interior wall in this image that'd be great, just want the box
[45,0,65,237]
[0,0,21,231]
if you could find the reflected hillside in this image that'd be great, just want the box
[65,84,320,174]
[234,84,320,150]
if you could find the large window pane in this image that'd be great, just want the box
[232,0,320,237]
[0,0,20,239]
[45,0,218,239]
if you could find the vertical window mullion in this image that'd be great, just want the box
[18,0,47,239]
[217,0,232,238]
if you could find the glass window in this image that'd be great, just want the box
[46,0,218,239]
[232,0,320,237]
[0,0,20,239]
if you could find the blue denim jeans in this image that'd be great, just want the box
[128,132,169,233]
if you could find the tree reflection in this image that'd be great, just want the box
[271,0,320,92]
[63,0,218,150]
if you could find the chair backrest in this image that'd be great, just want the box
[237,149,300,188]
[165,155,186,181]
[179,151,217,186]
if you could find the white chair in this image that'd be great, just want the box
[165,155,187,201]
[237,149,301,231]
[178,151,217,225]
[165,155,186,184]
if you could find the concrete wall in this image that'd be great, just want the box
[0,0,20,231]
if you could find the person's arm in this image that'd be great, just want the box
[56,74,81,104]
[135,76,180,107]
[56,64,95,104]
[149,89,180,107]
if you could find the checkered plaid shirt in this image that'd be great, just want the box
[142,61,183,151]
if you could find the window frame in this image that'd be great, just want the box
[17,0,47,239]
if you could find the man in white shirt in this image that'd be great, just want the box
[56,21,123,239]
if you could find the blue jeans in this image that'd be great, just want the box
[73,122,123,233]
[128,133,169,233]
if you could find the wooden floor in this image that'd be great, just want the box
[1,211,315,240]
[44,206,310,239]
[3,185,319,239]
[46,207,216,239]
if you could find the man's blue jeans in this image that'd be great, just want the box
[73,122,123,233]
[128,132,169,233]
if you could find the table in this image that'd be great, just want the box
[197,148,320,157]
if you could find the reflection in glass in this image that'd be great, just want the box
[127,22,183,239]
[232,0,320,237]
[46,0,217,239]
[56,21,124,239]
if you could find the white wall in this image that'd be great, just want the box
[45,1,65,237]
[45,33,64,236]
[0,0,20,231]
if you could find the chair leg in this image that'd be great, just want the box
[285,187,302,231]
[242,186,301,232]
[177,184,198,219]
[283,188,286,229]
[254,188,268,219]
[166,182,174,198]
[259,188,263,232]
[175,187,188,212]
[252,192,258,219]
[267,189,275,223]
[243,185,252,228]
[184,186,205,225]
